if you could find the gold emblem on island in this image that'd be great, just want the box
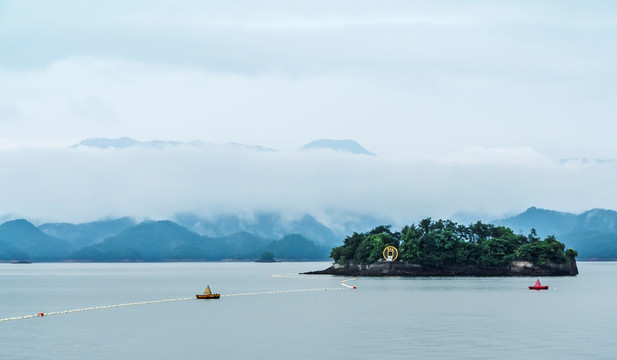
[383,246,398,261]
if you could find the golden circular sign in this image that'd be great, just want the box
[382,246,398,261]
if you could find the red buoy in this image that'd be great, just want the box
[37,312,45,317]
[529,279,549,290]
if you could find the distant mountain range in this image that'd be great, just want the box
[71,137,375,155]
[72,137,188,149]
[38,217,136,249]
[559,158,617,165]
[3,206,617,262]
[493,207,617,260]
[71,137,278,152]
[173,212,341,247]
[0,217,332,262]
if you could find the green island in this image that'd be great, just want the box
[308,218,579,276]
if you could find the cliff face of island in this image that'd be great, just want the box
[307,259,578,277]
[311,219,579,277]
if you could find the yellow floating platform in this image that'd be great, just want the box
[196,285,220,299]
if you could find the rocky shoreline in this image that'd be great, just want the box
[305,259,579,277]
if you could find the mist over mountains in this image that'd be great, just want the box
[173,212,340,246]
[4,136,617,227]
[4,138,617,262]
[39,217,137,249]
[0,209,391,262]
[298,139,375,155]
[0,216,333,262]
[2,206,617,262]
[72,137,370,154]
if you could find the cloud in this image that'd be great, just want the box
[0,102,22,123]
[2,55,617,160]
[1,144,615,224]
[1,1,616,224]
[0,57,421,151]
[438,146,553,167]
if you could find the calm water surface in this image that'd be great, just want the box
[1,261,616,359]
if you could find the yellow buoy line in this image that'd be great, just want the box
[1,277,357,323]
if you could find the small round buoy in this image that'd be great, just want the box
[37,312,45,317]
[352,286,356,289]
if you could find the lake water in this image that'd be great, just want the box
[1,261,616,359]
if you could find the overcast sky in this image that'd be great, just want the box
[1,1,617,224]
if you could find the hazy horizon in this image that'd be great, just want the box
[1,137,615,225]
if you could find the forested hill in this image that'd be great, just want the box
[493,207,617,260]
[0,220,71,261]
[330,219,577,268]
[0,219,329,262]
[3,206,616,262]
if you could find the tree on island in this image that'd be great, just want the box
[330,219,577,267]
[260,251,275,262]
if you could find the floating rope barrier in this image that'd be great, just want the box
[340,278,358,289]
[0,296,195,323]
[1,277,357,323]
[222,287,346,297]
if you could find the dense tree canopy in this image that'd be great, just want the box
[330,219,577,267]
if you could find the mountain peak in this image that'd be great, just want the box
[0,218,38,231]
[0,219,70,261]
[492,207,577,238]
[580,208,617,216]
[299,139,375,156]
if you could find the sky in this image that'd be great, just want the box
[1,1,617,224]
